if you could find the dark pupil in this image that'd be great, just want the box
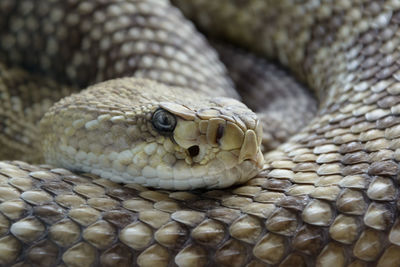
[160,114,169,126]
[152,108,176,134]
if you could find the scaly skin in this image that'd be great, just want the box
[0,0,399,266]
[40,78,264,190]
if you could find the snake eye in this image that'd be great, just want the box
[152,108,177,134]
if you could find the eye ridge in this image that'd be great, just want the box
[152,108,177,134]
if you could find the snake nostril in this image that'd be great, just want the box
[216,124,224,143]
[188,145,200,158]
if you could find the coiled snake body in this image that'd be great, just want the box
[0,0,399,266]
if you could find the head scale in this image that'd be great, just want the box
[40,78,264,190]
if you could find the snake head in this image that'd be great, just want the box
[40,78,264,190]
[154,96,264,189]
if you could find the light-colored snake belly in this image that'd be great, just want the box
[0,0,400,266]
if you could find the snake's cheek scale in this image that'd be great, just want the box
[0,0,400,266]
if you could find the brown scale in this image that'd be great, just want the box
[0,0,235,97]
[171,0,400,265]
[0,0,399,266]
[212,42,317,150]
[0,63,75,162]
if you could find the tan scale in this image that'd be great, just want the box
[0,0,399,266]
[40,78,263,190]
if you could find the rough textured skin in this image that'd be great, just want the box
[0,0,399,267]
[0,63,77,162]
[213,43,317,150]
[41,78,263,189]
[0,0,234,95]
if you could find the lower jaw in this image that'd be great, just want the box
[52,157,262,190]
[95,163,260,190]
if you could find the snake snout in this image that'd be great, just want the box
[215,117,264,168]
[238,129,263,166]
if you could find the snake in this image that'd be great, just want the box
[0,0,399,266]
